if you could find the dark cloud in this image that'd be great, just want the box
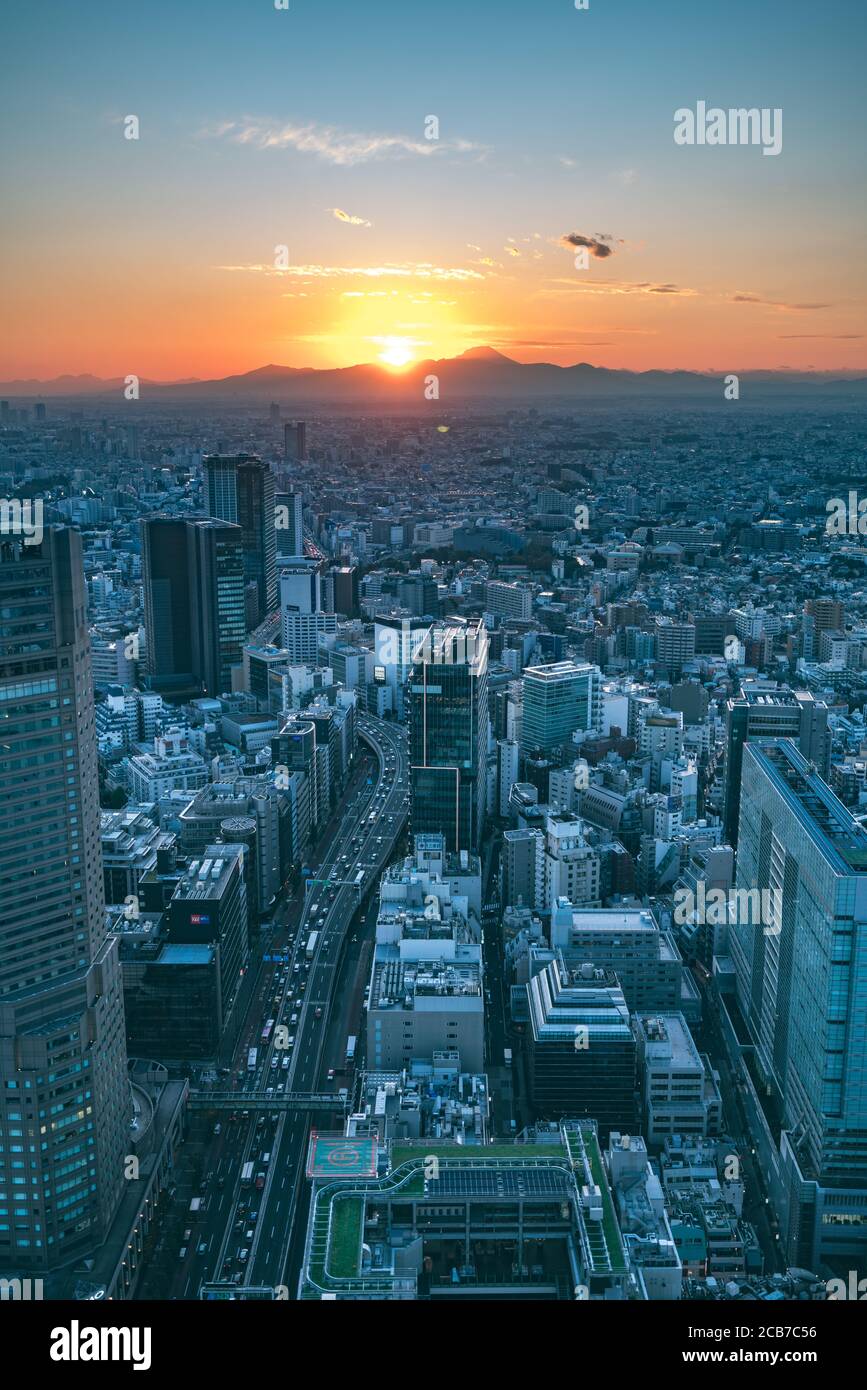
[559,232,617,259]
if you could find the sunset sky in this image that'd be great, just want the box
[2,0,866,380]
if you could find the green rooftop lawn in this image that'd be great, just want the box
[581,1129,627,1273]
[328,1196,364,1279]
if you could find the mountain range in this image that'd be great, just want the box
[2,347,866,403]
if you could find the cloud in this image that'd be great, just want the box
[559,232,618,259]
[544,278,697,297]
[778,333,862,340]
[215,261,484,282]
[730,293,833,311]
[203,117,483,165]
[328,207,372,227]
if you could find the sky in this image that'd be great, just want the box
[2,0,866,379]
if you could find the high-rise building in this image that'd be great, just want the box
[188,520,246,697]
[204,454,276,622]
[730,739,867,1269]
[283,421,307,462]
[723,683,830,845]
[332,565,359,618]
[520,660,601,759]
[275,490,304,560]
[141,517,195,689]
[409,619,488,853]
[654,618,696,681]
[526,958,637,1138]
[0,528,130,1270]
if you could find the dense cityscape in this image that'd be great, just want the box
[2,0,866,1368]
[2,391,866,1311]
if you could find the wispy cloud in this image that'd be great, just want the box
[328,207,372,227]
[544,278,698,297]
[778,333,862,340]
[215,261,484,282]
[730,293,833,311]
[203,117,483,165]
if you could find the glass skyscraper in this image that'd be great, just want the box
[205,454,277,623]
[409,619,488,854]
[0,528,129,1270]
[731,738,867,1268]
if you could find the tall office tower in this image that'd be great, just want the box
[283,421,307,463]
[0,529,129,1270]
[374,616,431,722]
[204,454,276,622]
[275,491,304,561]
[279,559,335,661]
[731,740,867,1269]
[141,516,195,689]
[722,683,830,846]
[409,619,488,853]
[279,559,320,616]
[166,846,250,1039]
[520,660,601,760]
[188,520,246,697]
[654,618,696,681]
[526,958,637,1138]
[332,565,359,618]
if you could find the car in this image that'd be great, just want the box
[270,1056,278,1069]
[183,1228,192,1241]
[245,1227,254,1241]
[327,1068,335,1081]
[281,1055,289,1069]
[179,1246,188,1259]
[238,1248,250,1262]
[213,1122,221,1136]
[198,1241,208,1254]
[314,1006,322,1019]
[233,1271,243,1285]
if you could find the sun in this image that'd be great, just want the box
[377,336,415,369]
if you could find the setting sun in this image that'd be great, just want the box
[377,336,415,369]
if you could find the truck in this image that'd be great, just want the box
[345,1034,357,1064]
[354,870,364,888]
[189,1197,205,1216]
[241,1162,254,1187]
[305,931,319,960]
[503,1048,513,1067]
[247,1047,258,1072]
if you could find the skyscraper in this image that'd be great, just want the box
[0,528,129,1270]
[520,660,601,759]
[204,454,276,622]
[409,618,488,853]
[140,516,195,690]
[141,518,246,698]
[731,739,867,1269]
[188,520,246,697]
[275,490,304,561]
[723,683,830,846]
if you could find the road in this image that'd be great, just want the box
[160,712,408,1299]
